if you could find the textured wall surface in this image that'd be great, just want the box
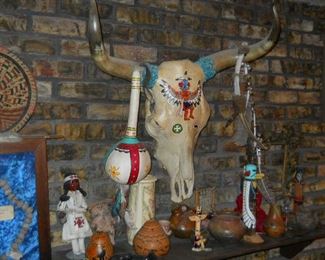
[0,0,324,258]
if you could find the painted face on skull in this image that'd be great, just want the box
[144,60,210,202]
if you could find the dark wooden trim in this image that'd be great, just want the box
[320,34,325,122]
[0,137,51,260]
[280,240,312,258]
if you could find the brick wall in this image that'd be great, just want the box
[0,0,324,257]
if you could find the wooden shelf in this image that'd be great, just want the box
[52,225,325,259]
[164,227,325,260]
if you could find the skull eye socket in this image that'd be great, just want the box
[194,125,198,128]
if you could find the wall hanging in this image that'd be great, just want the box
[0,46,37,133]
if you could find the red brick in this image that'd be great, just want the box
[0,14,27,31]
[138,0,180,11]
[267,91,298,104]
[298,92,320,105]
[33,60,83,79]
[32,16,86,37]
[61,40,90,57]
[113,45,157,63]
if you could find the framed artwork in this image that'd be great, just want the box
[0,137,51,259]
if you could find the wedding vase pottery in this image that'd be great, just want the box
[86,231,114,260]
[169,205,195,238]
[208,211,246,241]
[133,220,170,256]
[264,204,285,238]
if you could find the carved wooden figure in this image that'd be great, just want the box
[88,0,281,203]
[189,207,208,252]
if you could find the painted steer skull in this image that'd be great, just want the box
[144,60,211,202]
[88,0,280,202]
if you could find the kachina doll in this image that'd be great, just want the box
[57,173,93,256]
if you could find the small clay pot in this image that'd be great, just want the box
[208,211,245,241]
[264,204,285,238]
[169,205,195,238]
[86,231,114,260]
[133,220,170,256]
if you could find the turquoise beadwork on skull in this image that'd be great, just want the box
[141,63,158,89]
[195,56,217,81]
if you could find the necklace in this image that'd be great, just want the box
[0,180,33,259]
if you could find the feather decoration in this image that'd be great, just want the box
[111,185,127,222]
[242,180,256,229]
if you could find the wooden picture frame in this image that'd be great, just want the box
[0,137,51,259]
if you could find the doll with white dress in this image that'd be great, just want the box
[57,173,93,256]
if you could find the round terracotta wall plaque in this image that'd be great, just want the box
[0,46,37,133]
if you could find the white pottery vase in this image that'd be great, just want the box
[126,174,157,245]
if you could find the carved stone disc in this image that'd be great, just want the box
[0,46,37,133]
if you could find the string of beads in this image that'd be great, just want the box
[0,180,33,259]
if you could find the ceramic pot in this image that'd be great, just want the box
[133,220,170,256]
[169,205,195,238]
[208,211,245,241]
[264,204,285,238]
[86,231,114,260]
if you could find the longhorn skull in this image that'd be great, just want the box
[88,0,281,203]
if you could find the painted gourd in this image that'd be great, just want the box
[105,138,151,184]
[104,70,151,185]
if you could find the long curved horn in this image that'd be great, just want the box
[88,0,143,81]
[202,0,281,74]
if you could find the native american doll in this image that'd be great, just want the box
[57,173,92,256]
